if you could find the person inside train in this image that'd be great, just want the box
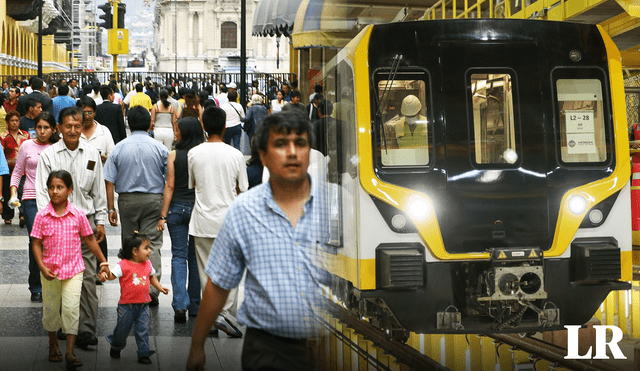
[383,94,428,149]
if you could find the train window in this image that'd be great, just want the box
[471,73,517,164]
[378,79,429,166]
[556,79,606,163]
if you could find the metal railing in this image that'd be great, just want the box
[0,71,297,103]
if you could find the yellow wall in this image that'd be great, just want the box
[1,2,69,75]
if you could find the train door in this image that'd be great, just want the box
[438,41,550,254]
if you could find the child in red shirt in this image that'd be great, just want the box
[101,232,168,364]
[31,170,109,369]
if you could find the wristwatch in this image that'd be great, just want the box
[0,197,4,202]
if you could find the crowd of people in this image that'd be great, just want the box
[0,75,332,370]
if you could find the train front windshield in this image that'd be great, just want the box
[378,79,430,167]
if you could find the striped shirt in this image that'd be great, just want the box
[30,201,93,280]
[206,177,329,339]
[35,140,108,225]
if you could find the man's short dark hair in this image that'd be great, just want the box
[227,90,238,102]
[135,83,143,92]
[202,106,226,136]
[31,77,44,90]
[290,90,302,99]
[318,99,333,116]
[77,96,97,112]
[255,111,312,153]
[100,85,113,100]
[26,97,40,110]
[127,106,151,132]
[59,106,82,125]
[57,83,69,96]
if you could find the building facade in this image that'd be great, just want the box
[154,0,289,73]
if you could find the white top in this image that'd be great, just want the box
[91,92,103,106]
[35,140,107,225]
[216,93,229,106]
[188,142,249,237]
[81,121,115,158]
[271,100,285,113]
[123,90,137,105]
[221,102,245,128]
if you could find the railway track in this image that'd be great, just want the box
[323,299,450,370]
[323,299,630,371]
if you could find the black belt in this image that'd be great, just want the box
[247,327,308,346]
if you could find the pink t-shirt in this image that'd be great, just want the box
[30,201,93,280]
[10,139,51,200]
[111,260,156,304]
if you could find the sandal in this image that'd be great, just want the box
[65,353,83,370]
[3,220,10,225]
[48,343,62,362]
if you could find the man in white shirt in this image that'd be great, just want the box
[188,106,248,338]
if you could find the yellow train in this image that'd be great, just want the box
[317,19,632,339]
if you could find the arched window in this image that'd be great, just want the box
[221,22,237,49]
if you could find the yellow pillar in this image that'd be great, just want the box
[453,335,468,371]
[632,281,640,338]
[605,292,616,325]
[618,290,629,335]
[444,335,455,368]
[480,337,496,371]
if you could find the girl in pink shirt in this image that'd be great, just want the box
[9,111,59,302]
[31,170,109,370]
[102,232,168,365]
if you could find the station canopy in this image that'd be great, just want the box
[253,0,437,49]
[252,0,303,37]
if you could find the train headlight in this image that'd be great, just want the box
[406,196,431,222]
[568,195,588,215]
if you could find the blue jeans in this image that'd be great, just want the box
[166,201,200,313]
[223,125,242,150]
[106,303,155,358]
[23,199,41,294]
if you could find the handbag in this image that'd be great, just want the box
[231,104,251,132]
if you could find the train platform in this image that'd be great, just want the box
[0,213,245,371]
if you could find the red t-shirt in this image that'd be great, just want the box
[112,260,156,304]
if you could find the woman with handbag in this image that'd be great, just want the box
[220,91,244,150]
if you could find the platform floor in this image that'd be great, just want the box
[0,212,244,371]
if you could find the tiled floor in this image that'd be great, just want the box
[0,213,244,370]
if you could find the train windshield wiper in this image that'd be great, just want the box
[375,54,402,153]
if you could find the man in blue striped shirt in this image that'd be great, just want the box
[187,111,327,371]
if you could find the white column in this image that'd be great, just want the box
[188,9,194,56]
[198,11,204,56]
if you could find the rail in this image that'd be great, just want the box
[0,71,297,102]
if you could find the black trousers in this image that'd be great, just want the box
[241,328,317,371]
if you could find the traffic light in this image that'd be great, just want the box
[97,2,112,29]
[116,3,126,28]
